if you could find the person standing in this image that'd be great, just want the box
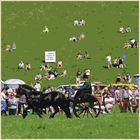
[106,54,112,69]
[1,88,8,115]
[8,93,18,115]
[121,86,132,112]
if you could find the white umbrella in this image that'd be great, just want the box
[4,79,26,88]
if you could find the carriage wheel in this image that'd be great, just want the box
[73,96,101,118]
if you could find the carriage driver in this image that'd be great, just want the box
[75,81,92,99]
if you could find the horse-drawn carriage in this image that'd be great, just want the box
[16,82,101,119]
[71,82,101,118]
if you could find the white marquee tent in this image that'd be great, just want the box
[4,79,26,88]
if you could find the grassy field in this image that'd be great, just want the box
[1,1,139,87]
[1,1,139,139]
[1,106,139,139]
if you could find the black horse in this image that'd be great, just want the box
[16,85,72,119]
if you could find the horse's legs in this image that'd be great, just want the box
[49,105,59,118]
[22,106,30,119]
[59,101,72,118]
[61,105,72,118]
[36,108,43,118]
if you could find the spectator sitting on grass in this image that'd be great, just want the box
[112,57,119,68]
[123,41,131,49]
[115,74,125,83]
[53,68,59,77]
[69,37,78,42]
[119,26,125,33]
[124,73,132,83]
[25,63,31,70]
[35,73,42,81]
[57,60,63,68]
[48,71,55,80]
[34,81,41,91]
[18,61,24,69]
[126,26,131,33]
[129,39,137,48]
[118,57,124,68]
[78,33,85,40]
[60,69,67,77]
[45,64,51,71]
[85,69,90,77]
[83,51,89,59]
[40,64,45,71]
[76,51,82,60]
[43,26,49,33]
[5,44,12,51]
[44,72,50,80]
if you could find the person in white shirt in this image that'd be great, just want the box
[49,73,55,80]
[34,82,41,91]
[18,61,24,69]
[119,26,125,33]
[43,26,49,33]
[106,55,112,69]
[104,93,114,113]
[85,69,90,76]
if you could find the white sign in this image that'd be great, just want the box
[45,51,56,62]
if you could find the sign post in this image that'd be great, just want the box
[45,51,56,63]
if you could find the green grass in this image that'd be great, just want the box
[1,2,139,139]
[1,106,139,139]
[1,1,139,87]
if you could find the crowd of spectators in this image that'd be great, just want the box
[33,60,67,91]
[94,84,139,114]
[1,81,139,116]
[1,87,26,116]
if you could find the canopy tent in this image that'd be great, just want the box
[1,80,4,89]
[4,79,26,88]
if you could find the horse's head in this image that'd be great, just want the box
[16,85,36,99]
